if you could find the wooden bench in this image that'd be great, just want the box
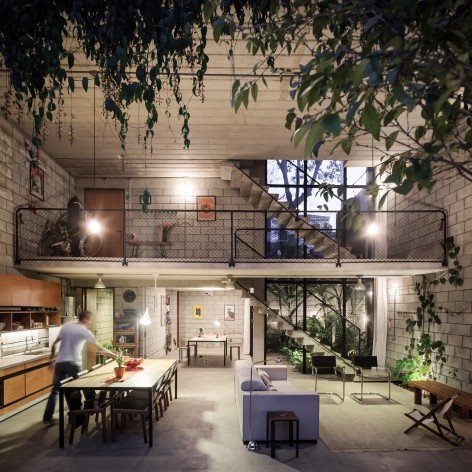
[408,380,472,419]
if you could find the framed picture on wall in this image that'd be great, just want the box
[29,163,44,201]
[193,304,203,319]
[196,195,216,221]
[224,305,235,321]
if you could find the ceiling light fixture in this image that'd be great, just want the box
[94,273,106,289]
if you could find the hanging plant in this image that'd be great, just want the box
[394,236,463,383]
[141,188,151,214]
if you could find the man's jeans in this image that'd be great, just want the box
[43,362,81,421]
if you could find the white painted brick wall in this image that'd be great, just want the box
[386,167,472,390]
[0,118,75,273]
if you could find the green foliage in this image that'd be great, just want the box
[280,342,309,372]
[2,0,471,199]
[0,0,209,150]
[224,0,472,193]
[394,236,463,383]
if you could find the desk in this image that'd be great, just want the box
[59,359,177,448]
[187,335,227,366]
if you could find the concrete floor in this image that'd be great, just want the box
[0,351,471,472]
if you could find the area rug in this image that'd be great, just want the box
[318,396,472,452]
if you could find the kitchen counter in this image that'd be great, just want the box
[0,350,51,369]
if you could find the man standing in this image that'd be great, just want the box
[43,310,116,424]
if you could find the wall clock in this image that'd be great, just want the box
[123,289,136,303]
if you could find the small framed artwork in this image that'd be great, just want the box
[29,163,44,201]
[196,195,216,221]
[224,305,235,321]
[140,195,151,204]
[193,305,203,319]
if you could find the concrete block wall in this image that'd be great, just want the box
[385,169,472,392]
[94,289,114,345]
[73,174,265,260]
[0,117,74,273]
[113,286,167,359]
[178,290,245,348]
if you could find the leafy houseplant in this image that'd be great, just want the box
[394,237,463,383]
[158,222,176,242]
[114,350,126,379]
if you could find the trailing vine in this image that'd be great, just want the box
[394,236,463,383]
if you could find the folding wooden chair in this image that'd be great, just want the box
[404,395,465,446]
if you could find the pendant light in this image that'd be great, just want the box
[94,273,106,289]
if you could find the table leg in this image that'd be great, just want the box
[266,415,269,448]
[430,393,437,405]
[413,387,422,405]
[223,340,226,366]
[295,420,299,458]
[148,388,153,447]
[271,420,276,458]
[289,420,293,447]
[187,342,190,366]
[59,389,65,448]
[174,366,178,399]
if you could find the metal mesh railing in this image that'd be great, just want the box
[15,207,447,265]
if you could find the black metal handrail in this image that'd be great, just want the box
[235,280,356,371]
[14,207,447,266]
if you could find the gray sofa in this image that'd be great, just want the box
[234,359,319,442]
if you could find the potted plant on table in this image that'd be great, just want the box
[114,350,126,379]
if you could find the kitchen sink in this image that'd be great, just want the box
[22,349,50,356]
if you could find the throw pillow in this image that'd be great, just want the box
[258,370,273,387]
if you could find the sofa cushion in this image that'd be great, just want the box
[258,370,273,388]
[235,360,268,391]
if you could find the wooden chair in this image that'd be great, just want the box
[111,396,149,443]
[229,337,243,360]
[351,355,391,402]
[311,355,345,402]
[63,371,115,445]
[404,395,465,446]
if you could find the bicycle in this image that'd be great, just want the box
[38,211,103,257]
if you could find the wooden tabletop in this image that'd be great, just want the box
[61,359,176,391]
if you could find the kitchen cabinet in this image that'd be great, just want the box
[3,373,26,405]
[0,274,61,308]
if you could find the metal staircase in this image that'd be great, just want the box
[221,164,355,260]
[236,281,356,376]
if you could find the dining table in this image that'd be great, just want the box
[59,358,177,448]
[187,335,227,366]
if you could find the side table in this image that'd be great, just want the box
[266,410,299,459]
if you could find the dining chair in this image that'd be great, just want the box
[351,355,391,401]
[111,396,150,443]
[311,354,345,402]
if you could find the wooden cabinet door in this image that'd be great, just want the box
[43,281,61,307]
[25,369,44,396]
[0,275,12,305]
[4,374,26,404]
[29,279,44,306]
[84,189,125,257]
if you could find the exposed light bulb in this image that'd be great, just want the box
[366,222,379,236]
[87,218,101,234]
[140,308,151,326]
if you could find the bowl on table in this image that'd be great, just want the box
[124,358,143,369]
